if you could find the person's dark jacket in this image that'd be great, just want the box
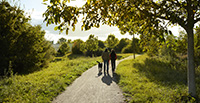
[110,52,117,60]
[102,52,110,60]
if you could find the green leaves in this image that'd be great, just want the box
[85,34,98,52]
[66,28,69,35]
[54,26,58,31]
[87,0,90,5]
[106,34,119,49]
[43,0,80,34]
[57,42,70,55]
[0,1,55,75]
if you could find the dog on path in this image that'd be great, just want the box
[96,61,102,73]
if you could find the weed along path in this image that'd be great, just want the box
[52,56,134,103]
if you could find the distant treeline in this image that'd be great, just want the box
[55,34,143,57]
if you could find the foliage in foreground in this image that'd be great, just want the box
[0,53,132,102]
[0,1,55,75]
[116,54,198,102]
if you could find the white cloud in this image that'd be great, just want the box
[30,10,44,20]
[67,0,86,7]
[168,26,183,36]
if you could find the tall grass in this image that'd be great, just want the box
[0,54,101,102]
[116,54,198,102]
[0,53,132,102]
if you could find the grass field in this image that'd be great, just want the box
[116,54,199,102]
[0,53,131,103]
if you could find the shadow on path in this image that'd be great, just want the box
[102,73,113,85]
[101,72,121,86]
[112,72,120,84]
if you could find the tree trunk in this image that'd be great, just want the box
[186,28,196,97]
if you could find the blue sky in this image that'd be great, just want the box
[12,0,181,43]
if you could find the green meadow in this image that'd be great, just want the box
[0,53,131,103]
[116,54,200,102]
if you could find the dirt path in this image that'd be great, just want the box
[52,56,134,103]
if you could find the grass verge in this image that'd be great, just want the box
[116,54,198,102]
[0,53,131,103]
[117,53,133,60]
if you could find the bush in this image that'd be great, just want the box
[43,42,56,66]
[85,50,93,57]
[0,2,54,75]
[121,44,133,53]
[12,25,54,74]
[94,48,104,56]
[72,39,84,54]
[121,38,142,54]
[57,42,70,56]
[98,40,105,48]
[115,38,130,53]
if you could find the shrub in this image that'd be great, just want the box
[0,2,54,75]
[72,39,84,54]
[43,42,56,66]
[12,25,54,74]
[98,40,105,48]
[115,38,130,53]
[57,42,70,56]
[94,48,104,56]
[121,44,133,53]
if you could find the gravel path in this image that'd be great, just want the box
[52,56,134,103]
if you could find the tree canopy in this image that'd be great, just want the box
[72,39,84,54]
[57,42,70,55]
[0,1,55,75]
[105,34,119,49]
[85,34,98,52]
[57,37,67,44]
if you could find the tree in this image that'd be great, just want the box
[72,39,84,54]
[159,35,177,59]
[67,39,72,43]
[98,40,105,49]
[194,25,200,67]
[0,1,54,75]
[57,37,67,44]
[121,44,133,53]
[121,38,141,54]
[105,34,119,49]
[140,33,161,57]
[115,38,130,53]
[43,0,200,97]
[93,40,105,56]
[84,34,98,57]
[176,31,187,55]
[57,42,70,55]
[13,25,54,73]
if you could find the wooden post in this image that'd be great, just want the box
[133,34,135,59]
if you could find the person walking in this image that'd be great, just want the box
[110,49,117,72]
[102,48,110,74]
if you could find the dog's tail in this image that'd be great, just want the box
[96,61,100,63]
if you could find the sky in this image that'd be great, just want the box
[10,0,181,44]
